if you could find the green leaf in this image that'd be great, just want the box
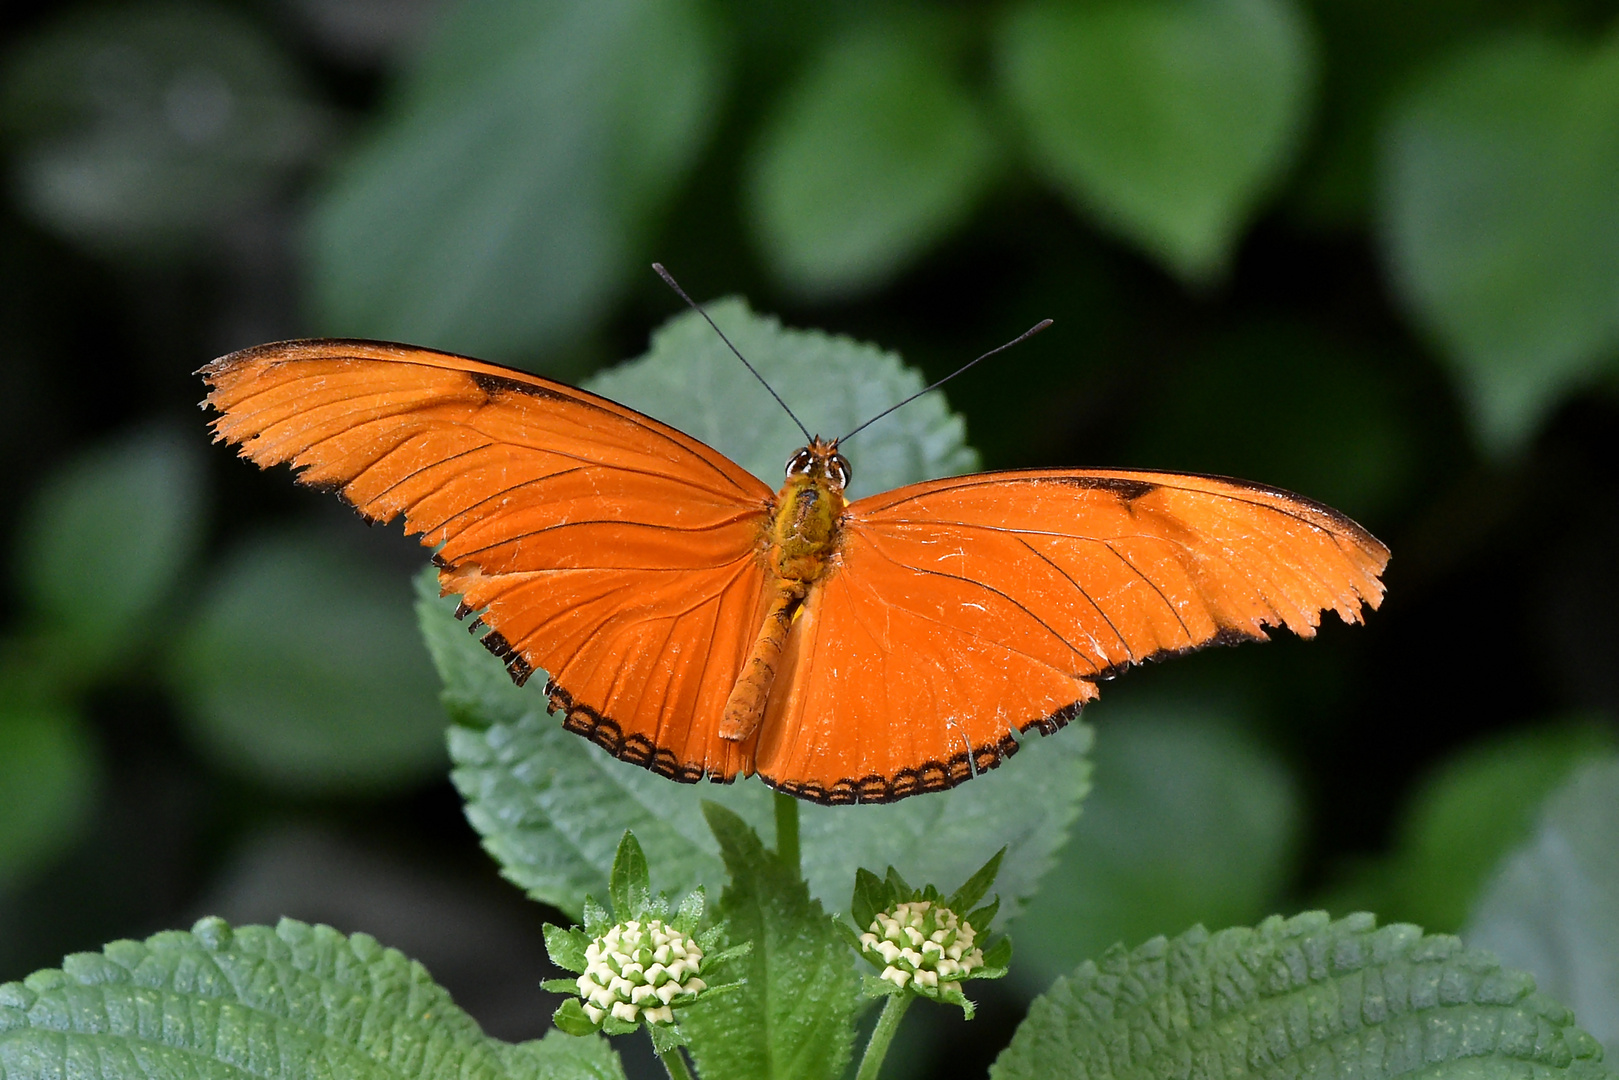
[1011,698,1299,990]
[170,530,446,794]
[1380,31,1619,454]
[552,997,603,1037]
[851,868,891,934]
[678,804,861,1080]
[947,847,1005,914]
[0,917,626,1080]
[746,13,997,298]
[1369,721,1616,934]
[545,922,590,973]
[609,831,650,918]
[0,3,325,259]
[308,0,721,365]
[584,298,979,500]
[992,911,1613,1080]
[0,703,95,887]
[16,428,203,678]
[1467,758,1619,1058]
[997,0,1314,281]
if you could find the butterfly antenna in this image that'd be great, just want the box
[838,318,1054,445]
[652,263,812,442]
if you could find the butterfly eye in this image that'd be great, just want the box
[830,454,852,488]
[786,449,815,477]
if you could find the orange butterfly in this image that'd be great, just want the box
[201,329,1387,805]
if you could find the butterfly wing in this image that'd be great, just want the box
[754,468,1388,803]
[201,339,776,783]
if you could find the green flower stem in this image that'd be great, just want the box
[774,789,800,875]
[855,991,914,1080]
[658,1044,696,1080]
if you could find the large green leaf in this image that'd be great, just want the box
[677,805,861,1080]
[16,428,203,678]
[0,703,95,888]
[993,911,1614,1080]
[1011,697,1299,990]
[170,530,445,794]
[431,567,1090,924]
[746,14,997,298]
[1380,32,1619,453]
[584,298,979,500]
[997,0,1314,281]
[1468,758,1619,1058]
[0,3,324,258]
[0,917,625,1080]
[308,0,721,364]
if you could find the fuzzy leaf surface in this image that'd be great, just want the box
[0,916,625,1080]
[677,805,860,1080]
[993,911,1614,1080]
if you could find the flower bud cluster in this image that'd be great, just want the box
[575,919,706,1025]
[858,899,983,994]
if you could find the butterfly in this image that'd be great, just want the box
[201,329,1388,806]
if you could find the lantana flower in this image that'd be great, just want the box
[841,849,1011,1018]
[542,831,747,1054]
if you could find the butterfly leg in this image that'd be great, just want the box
[719,581,804,742]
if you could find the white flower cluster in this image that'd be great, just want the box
[575,919,706,1025]
[858,899,983,994]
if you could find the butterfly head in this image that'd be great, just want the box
[786,436,851,492]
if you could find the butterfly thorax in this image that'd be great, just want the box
[767,473,845,585]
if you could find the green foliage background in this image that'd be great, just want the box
[0,0,1616,1076]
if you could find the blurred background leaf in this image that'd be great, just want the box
[169,529,445,794]
[1380,30,1619,453]
[2,0,1618,1063]
[1466,757,1619,1058]
[308,0,724,366]
[0,2,325,260]
[0,702,95,888]
[15,427,202,680]
[745,12,997,299]
[1320,719,1616,933]
[997,0,1315,280]
[1010,694,1299,991]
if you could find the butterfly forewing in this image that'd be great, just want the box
[202,339,775,783]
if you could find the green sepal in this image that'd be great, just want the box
[964,898,1000,935]
[861,973,906,999]
[541,977,582,994]
[938,986,976,1019]
[949,847,1006,912]
[648,1022,688,1055]
[702,941,754,971]
[851,867,890,930]
[980,935,1013,972]
[544,922,591,973]
[673,886,705,934]
[884,865,914,897]
[834,918,866,954]
[692,978,747,999]
[582,896,612,937]
[600,1015,639,1037]
[610,831,650,918]
[552,997,602,1036]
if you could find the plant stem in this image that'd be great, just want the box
[773,790,800,875]
[657,1045,695,1080]
[855,993,913,1080]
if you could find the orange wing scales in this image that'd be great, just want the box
[202,339,774,788]
[749,469,1387,803]
[203,341,1390,807]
